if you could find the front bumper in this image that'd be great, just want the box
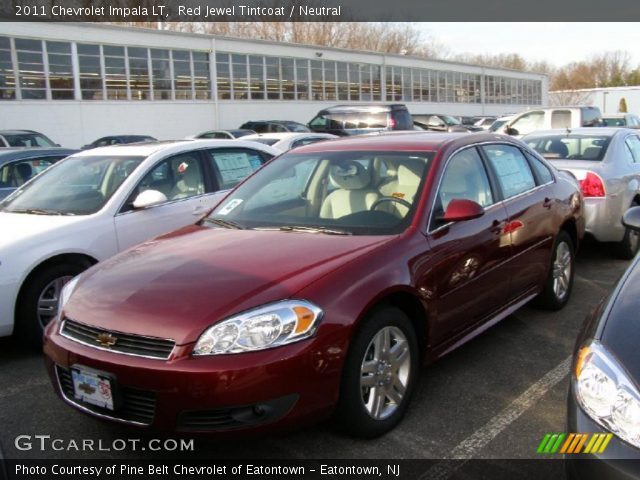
[43,320,343,434]
[0,277,19,337]
[566,384,640,480]
[584,197,626,243]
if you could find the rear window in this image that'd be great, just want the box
[602,117,626,127]
[524,135,611,161]
[310,112,388,130]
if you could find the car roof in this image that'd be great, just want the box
[0,130,42,135]
[319,104,406,113]
[0,147,78,166]
[290,132,507,154]
[243,132,334,141]
[523,127,626,137]
[70,139,280,157]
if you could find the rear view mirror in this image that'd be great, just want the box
[622,206,640,233]
[132,189,167,209]
[442,199,485,222]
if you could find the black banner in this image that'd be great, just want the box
[2,0,640,22]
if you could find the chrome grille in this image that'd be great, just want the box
[56,365,156,425]
[61,318,175,360]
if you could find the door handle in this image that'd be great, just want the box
[490,219,504,234]
[543,197,553,209]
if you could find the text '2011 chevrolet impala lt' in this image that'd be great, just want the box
[44,133,585,437]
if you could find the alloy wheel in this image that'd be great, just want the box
[552,241,572,300]
[37,275,73,329]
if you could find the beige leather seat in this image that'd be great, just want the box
[378,160,424,217]
[320,162,380,219]
[170,160,204,200]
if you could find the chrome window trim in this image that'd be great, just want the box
[59,318,175,361]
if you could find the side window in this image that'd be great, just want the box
[551,110,572,129]
[291,137,330,150]
[0,158,56,187]
[509,111,544,135]
[96,138,110,147]
[432,147,493,228]
[625,136,640,163]
[133,152,204,206]
[207,149,268,190]
[482,144,536,199]
[525,152,554,184]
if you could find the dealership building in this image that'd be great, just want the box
[0,23,548,148]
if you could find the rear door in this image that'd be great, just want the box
[422,146,511,344]
[480,144,556,300]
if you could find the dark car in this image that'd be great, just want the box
[0,130,58,148]
[602,114,640,128]
[566,207,640,479]
[192,129,256,139]
[308,104,414,136]
[44,133,584,438]
[81,135,157,150]
[0,147,78,200]
[239,121,310,134]
[412,114,483,133]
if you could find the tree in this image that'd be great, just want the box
[619,98,628,113]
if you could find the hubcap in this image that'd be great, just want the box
[629,228,640,253]
[37,276,73,329]
[360,326,411,420]
[552,241,572,300]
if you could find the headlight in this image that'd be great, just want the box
[575,341,640,449]
[59,276,80,312]
[193,300,323,355]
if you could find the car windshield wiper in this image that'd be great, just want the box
[8,208,73,216]
[203,217,245,229]
[276,225,352,235]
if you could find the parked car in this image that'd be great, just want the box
[190,129,256,140]
[566,207,640,478]
[412,114,482,132]
[524,128,640,258]
[44,132,583,437]
[500,106,603,137]
[0,148,78,200]
[602,114,640,128]
[474,116,498,130]
[0,140,279,346]
[308,104,414,136]
[0,130,58,148]
[489,115,514,132]
[455,116,478,126]
[81,135,156,150]
[241,132,338,151]
[239,120,310,133]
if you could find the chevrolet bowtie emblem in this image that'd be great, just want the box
[96,332,117,348]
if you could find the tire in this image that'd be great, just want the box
[613,201,640,260]
[535,231,575,310]
[335,306,419,438]
[15,262,88,349]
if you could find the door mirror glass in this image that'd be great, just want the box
[441,198,485,222]
[622,206,640,232]
[132,189,167,209]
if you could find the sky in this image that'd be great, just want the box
[419,23,640,67]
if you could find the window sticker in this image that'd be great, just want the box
[217,198,243,216]
[213,153,254,187]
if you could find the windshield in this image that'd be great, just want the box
[3,133,55,147]
[206,150,433,235]
[489,119,509,132]
[1,155,145,215]
[524,135,611,161]
[285,123,310,132]
[442,115,461,126]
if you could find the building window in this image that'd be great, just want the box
[77,43,102,100]
[173,49,192,100]
[324,61,336,101]
[46,41,73,99]
[150,49,171,100]
[295,58,308,100]
[266,56,280,100]
[281,57,295,100]
[192,51,210,100]
[127,46,149,100]
[348,63,359,101]
[215,53,230,100]
[336,61,348,101]
[231,54,248,100]
[0,36,16,100]
[249,55,264,100]
[15,38,46,99]
[103,45,127,100]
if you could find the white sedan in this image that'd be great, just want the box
[241,132,338,152]
[0,139,279,345]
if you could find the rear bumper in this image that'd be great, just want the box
[584,197,626,243]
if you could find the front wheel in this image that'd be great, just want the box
[535,231,574,310]
[335,306,419,438]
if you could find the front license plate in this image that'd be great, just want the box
[71,367,114,411]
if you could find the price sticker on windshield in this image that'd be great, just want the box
[217,199,243,216]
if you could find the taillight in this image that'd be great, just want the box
[579,172,606,198]
[389,117,396,129]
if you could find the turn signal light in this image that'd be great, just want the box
[579,172,606,198]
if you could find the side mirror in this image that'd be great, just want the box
[505,126,519,136]
[132,189,167,209]
[622,206,640,233]
[441,199,485,222]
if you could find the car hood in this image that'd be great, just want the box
[64,226,393,345]
[0,211,86,250]
[600,256,640,383]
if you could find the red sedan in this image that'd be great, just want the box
[44,133,584,438]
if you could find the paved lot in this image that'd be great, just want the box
[0,240,630,463]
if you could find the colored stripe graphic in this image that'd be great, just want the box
[537,434,551,453]
[560,434,575,454]
[540,432,614,454]
[574,433,589,453]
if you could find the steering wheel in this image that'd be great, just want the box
[371,196,412,211]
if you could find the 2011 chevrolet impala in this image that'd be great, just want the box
[44,133,585,438]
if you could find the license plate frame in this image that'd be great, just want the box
[70,366,116,411]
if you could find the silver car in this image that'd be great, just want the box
[524,128,640,259]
